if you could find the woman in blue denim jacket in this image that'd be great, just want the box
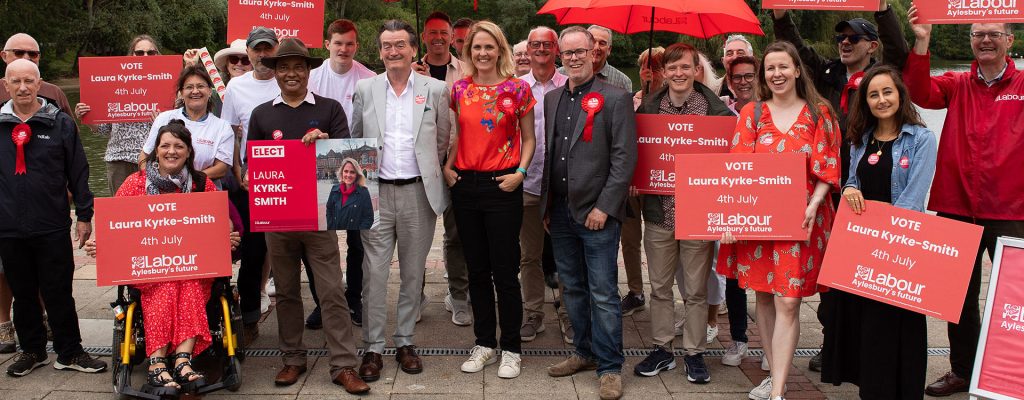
[820,65,937,400]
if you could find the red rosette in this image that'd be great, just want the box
[496,92,518,116]
[580,92,604,142]
[11,123,32,174]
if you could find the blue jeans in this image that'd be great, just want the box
[548,199,624,375]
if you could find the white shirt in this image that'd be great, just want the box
[221,71,280,163]
[143,108,235,171]
[307,61,376,129]
[379,71,420,180]
[520,70,568,196]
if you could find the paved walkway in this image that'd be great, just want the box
[0,221,984,399]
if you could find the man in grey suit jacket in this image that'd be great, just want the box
[542,26,637,400]
[349,19,452,382]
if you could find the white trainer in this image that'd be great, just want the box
[749,377,773,400]
[706,325,719,344]
[761,353,770,371]
[461,345,497,373]
[497,351,521,379]
[722,341,748,366]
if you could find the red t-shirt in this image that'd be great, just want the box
[450,76,536,171]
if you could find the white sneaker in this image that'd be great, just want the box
[445,294,472,326]
[461,345,497,373]
[706,325,719,344]
[260,290,270,314]
[761,353,770,371]
[497,351,521,379]
[265,278,276,296]
[749,377,773,400]
[722,342,748,366]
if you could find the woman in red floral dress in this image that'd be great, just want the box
[716,42,840,400]
[87,120,240,396]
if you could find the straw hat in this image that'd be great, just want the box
[214,39,248,73]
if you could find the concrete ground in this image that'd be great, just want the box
[0,219,985,399]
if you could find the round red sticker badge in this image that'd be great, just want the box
[272,130,283,140]
[867,153,880,165]
[899,155,910,168]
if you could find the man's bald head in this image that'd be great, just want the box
[4,59,42,110]
[2,33,41,65]
[6,58,41,78]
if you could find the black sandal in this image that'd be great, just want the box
[145,356,179,396]
[172,352,207,389]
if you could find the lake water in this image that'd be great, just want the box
[68,62,975,197]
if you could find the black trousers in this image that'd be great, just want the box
[451,170,524,353]
[938,213,1024,379]
[725,278,748,342]
[0,231,84,357]
[305,230,364,311]
[230,188,266,325]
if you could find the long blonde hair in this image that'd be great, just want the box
[461,20,515,79]
[335,158,366,187]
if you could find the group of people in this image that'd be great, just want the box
[0,2,1020,399]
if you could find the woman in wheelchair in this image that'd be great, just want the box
[86,120,241,396]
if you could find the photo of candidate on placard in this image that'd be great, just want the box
[315,138,378,230]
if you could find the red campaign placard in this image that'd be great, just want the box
[912,0,1024,23]
[818,201,982,323]
[633,114,735,195]
[78,56,181,124]
[764,0,880,10]
[227,0,325,47]
[972,241,1024,399]
[247,140,318,231]
[675,153,808,240]
[95,191,232,286]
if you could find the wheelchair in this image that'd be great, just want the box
[110,277,244,399]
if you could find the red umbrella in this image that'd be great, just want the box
[538,0,763,38]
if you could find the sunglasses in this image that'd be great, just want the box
[133,50,159,56]
[228,55,251,65]
[834,34,872,44]
[5,49,40,58]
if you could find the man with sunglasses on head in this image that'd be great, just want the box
[904,10,1022,396]
[772,0,908,373]
[0,33,72,116]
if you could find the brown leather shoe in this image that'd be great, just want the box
[395,345,423,374]
[925,371,969,397]
[274,364,307,386]
[358,352,383,382]
[333,367,370,394]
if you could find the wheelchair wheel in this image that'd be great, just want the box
[227,357,242,392]
[111,323,125,389]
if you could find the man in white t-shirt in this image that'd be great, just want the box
[308,19,377,131]
[219,26,280,346]
[221,27,281,165]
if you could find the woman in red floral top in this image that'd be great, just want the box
[716,42,840,400]
[442,20,535,379]
[87,121,240,396]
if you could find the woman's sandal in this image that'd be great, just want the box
[145,356,179,396]
[172,352,207,390]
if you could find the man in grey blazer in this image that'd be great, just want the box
[542,26,637,400]
[349,19,452,382]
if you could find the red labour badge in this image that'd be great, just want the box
[11,123,31,174]
[580,92,604,142]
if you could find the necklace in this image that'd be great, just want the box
[870,136,895,156]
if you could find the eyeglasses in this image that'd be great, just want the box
[730,73,756,83]
[560,48,591,59]
[971,31,1010,40]
[133,50,159,56]
[834,34,872,44]
[528,41,555,49]
[513,52,528,58]
[228,55,251,65]
[5,49,40,59]
[183,84,210,92]
[381,41,409,52]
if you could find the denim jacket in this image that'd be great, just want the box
[845,123,937,211]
